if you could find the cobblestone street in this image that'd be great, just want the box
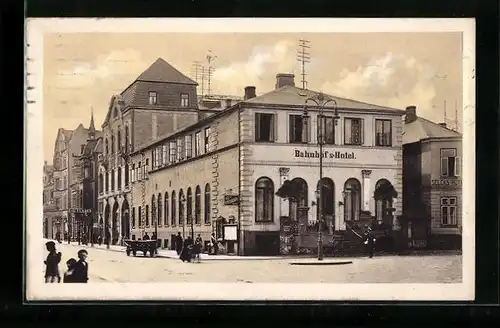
[45,241,462,284]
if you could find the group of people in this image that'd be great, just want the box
[44,241,89,283]
[173,232,204,263]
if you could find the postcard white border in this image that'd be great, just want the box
[26,18,475,301]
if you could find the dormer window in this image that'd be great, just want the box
[149,91,158,105]
[181,93,189,107]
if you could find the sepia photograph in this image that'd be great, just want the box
[26,18,475,301]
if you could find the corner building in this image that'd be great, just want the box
[130,73,405,256]
[98,58,204,245]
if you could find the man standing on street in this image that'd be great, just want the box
[363,226,376,258]
[210,232,218,255]
[175,232,183,256]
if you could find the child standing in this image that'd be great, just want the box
[63,258,77,283]
[44,241,62,283]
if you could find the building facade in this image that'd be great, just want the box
[129,73,405,256]
[97,58,204,245]
[402,106,462,249]
[43,161,56,238]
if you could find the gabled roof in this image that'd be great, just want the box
[135,58,197,85]
[244,85,404,113]
[403,116,462,144]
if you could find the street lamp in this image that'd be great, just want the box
[302,92,339,261]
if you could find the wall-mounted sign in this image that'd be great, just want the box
[294,149,356,160]
[431,179,462,187]
[69,208,92,214]
[224,195,240,206]
[223,225,238,241]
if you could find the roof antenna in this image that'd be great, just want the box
[297,39,311,94]
[206,50,218,96]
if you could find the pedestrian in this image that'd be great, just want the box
[105,229,111,247]
[175,232,183,256]
[44,241,61,283]
[210,232,218,255]
[194,234,203,263]
[63,258,77,283]
[143,232,150,240]
[363,226,376,258]
[72,249,89,283]
[151,232,158,254]
[180,236,193,262]
[55,231,62,244]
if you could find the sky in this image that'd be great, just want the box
[43,32,462,164]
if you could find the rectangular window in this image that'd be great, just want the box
[321,116,336,145]
[185,134,193,158]
[111,170,115,191]
[144,159,149,178]
[181,93,189,107]
[169,141,177,163]
[441,197,457,226]
[177,138,185,161]
[440,148,461,177]
[149,91,157,105]
[138,206,142,228]
[132,207,136,228]
[344,118,364,145]
[131,164,135,183]
[195,131,202,156]
[375,119,392,146]
[145,205,149,227]
[289,114,309,143]
[157,147,163,167]
[204,127,211,153]
[162,144,169,166]
[255,113,275,142]
[152,149,157,169]
[137,162,142,181]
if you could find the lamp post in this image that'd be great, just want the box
[303,92,339,261]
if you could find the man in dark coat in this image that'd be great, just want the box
[72,249,89,283]
[44,241,62,283]
[180,236,193,262]
[363,226,376,258]
[175,232,183,255]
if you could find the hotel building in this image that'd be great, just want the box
[129,74,406,256]
[402,106,462,249]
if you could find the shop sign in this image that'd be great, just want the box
[224,195,239,206]
[431,179,461,188]
[223,225,238,241]
[294,149,356,160]
[69,208,92,214]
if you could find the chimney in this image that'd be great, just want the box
[244,86,256,100]
[275,73,295,89]
[439,123,447,128]
[225,98,232,108]
[405,106,417,124]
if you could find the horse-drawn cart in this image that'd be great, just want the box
[124,240,157,257]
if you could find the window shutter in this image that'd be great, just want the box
[454,156,461,177]
[441,157,449,177]
[255,113,261,141]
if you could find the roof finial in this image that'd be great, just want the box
[89,106,96,139]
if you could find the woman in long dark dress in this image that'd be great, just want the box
[180,237,193,262]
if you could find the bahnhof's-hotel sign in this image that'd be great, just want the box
[294,149,356,160]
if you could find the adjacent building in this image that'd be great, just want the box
[402,106,462,249]
[42,161,56,238]
[129,73,406,256]
[98,58,206,245]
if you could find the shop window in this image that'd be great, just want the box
[255,113,275,142]
[344,118,363,145]
[440,148,461,177]
[441,197,457,226]
[255,177,274,222]
[375,119,392,146]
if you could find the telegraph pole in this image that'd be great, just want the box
[297,39,311,90]
[206,50,218,96]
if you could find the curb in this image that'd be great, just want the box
[290,261,353,266]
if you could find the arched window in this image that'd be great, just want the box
[105,171,109,192]
[164,192,169,226]
[145,204,150,227]
[171,191,176,226]
[195,186,201,224]
[178,189,184,225]
[150,195,155,228]
[125,126,129,153]
[117,129,121,152]
[374,179,396,225]
[138,206,142,227]
[111,133,115,154]
[111,169,115,191]
[157,193,162,227]
[289,178,308,221]
[105,138,108,155]
[117,167,122,190]
[255,177,274,222]
[204,184,211,224]
[186,187,193,224]
[317,177,335,216]
[132,207,136,228]
[344,178,361,221]
[99,173,103,193]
